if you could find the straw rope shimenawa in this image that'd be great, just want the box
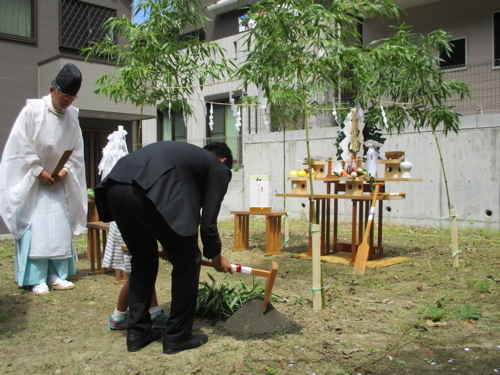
[148,80,421,108]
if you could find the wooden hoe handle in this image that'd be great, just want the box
[201,259,278,313]
[352,182,384,275]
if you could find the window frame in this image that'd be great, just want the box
[59,0,116,51]
[0,0,37,44]
[493,11,500,68]
[439,37,467,71]
[158,109,186,142]
[205,97,242,139]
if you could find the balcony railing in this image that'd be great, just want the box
[243,59,500,134]
[443,59,500,115]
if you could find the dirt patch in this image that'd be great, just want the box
[0,219,498,374]
[223,296,300,339]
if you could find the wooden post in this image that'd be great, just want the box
[450,209,459,268]
[311,223,322,310]
[284,212,290,248]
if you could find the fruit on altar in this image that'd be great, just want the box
[297,169,307,177]
[357,167,369,177]
[289,170,298,177]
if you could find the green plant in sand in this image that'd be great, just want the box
[196,273,278,318]
[475,281,491,293]
[454,304,481,320]
[426,306,445,322]
[424,297,447,322]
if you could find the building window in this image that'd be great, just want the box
[181,28,206,42]
[60,0,115,50]
[206,99,242,165]
[0,0,36,43]
[158,110,186,141]
[439,38,466,70]
[238,13,256,33]
[494,12,500,67]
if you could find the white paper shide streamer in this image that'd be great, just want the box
[332,96,339,125]
[257,87,268,110]
[380,104,388,129]
[182,100,188,128]
[235,107,241,131]
[229,91,236,115]
[98,126,129,179]
[209,103,214,131]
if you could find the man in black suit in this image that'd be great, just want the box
[94,141,234,354]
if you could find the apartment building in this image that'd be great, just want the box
[161,0,498,228]
[0,0,157,234]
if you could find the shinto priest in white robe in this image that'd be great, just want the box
[0,95,87,286]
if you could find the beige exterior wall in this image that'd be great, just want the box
[364,0,500,65]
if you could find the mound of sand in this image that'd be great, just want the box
[223,296,300,339]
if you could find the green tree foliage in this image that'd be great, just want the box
[237,0,469,217]
[82,0,235,142]
[238,0,468,134]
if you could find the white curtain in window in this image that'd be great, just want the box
[0,0,32,38]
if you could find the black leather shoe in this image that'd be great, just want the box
[163,334,208,355]
[127,330,162,352]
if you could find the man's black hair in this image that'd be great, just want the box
[203,142,234,169]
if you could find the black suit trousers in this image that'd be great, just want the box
[105,182,201,342]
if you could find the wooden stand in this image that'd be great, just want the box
[86,221,113,275]
[380,160,403,178]
[290,178,308,194]
[304,161,329,178]
[344,178,365,196]
[231,211,285,255]
[250,207,271,213]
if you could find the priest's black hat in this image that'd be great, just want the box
[52,63,82,96]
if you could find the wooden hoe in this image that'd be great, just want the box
[352,182,384,276]
[201,259,278,313]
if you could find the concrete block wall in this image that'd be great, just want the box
[219,113,500,231]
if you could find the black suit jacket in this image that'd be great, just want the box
[94,141,232,259]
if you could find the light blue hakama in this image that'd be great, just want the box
[15,228,76,287]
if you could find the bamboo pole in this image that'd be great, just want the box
[284,213,290,248]
[311,223,322,310]
[299,68,324,309]
[432,128,459,268]
[450,209,459,268]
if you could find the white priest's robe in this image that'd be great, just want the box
[0,95,87,258]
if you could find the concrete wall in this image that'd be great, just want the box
[217,113,500,231]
